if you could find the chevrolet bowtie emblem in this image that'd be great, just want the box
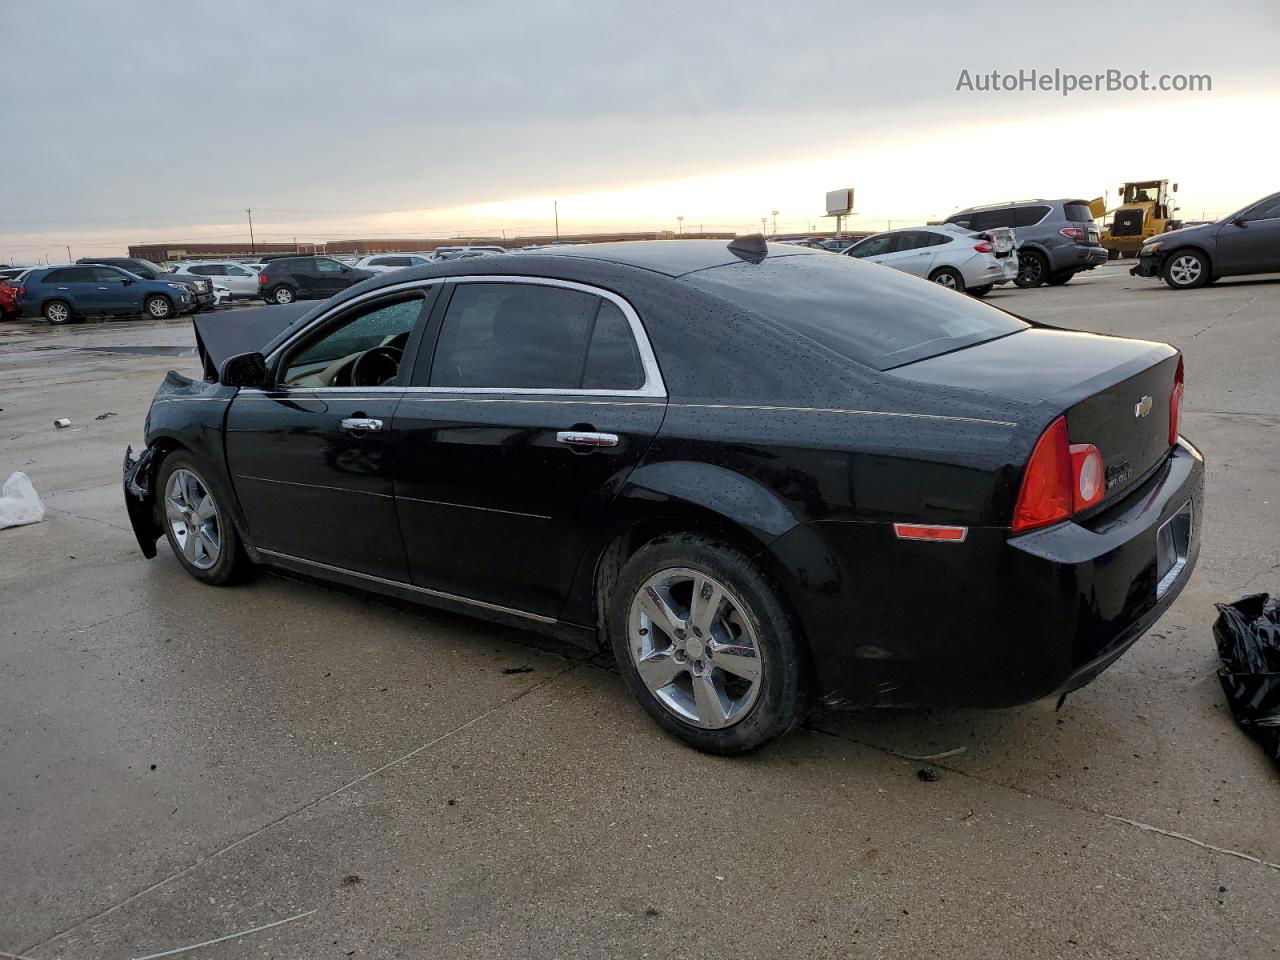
[1134,395,1153,418]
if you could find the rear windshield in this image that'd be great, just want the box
[682,254,1028,371]
[1064,203,1095,222]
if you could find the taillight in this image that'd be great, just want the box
[1169,357,1184,445]
[1059,226,1086,241]
[1069,443,1104,511]
[259,273,268,285]
[973,241,993,253]
[1011,416,1109,532]
[1012,417,1072,532]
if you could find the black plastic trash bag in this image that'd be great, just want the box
[1212,593,1280,764]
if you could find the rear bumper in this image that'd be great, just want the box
[768,439,1204,708]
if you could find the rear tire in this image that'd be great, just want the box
[928,267,965,291]
[1014,251,1048,288]
[968,284,994,297]
[156,454,252,586]
[144,295,174,319]
[608,533,810,754]
[271,285,296,305]
[43,299,73,325]
[1045,270,1074,286]
[1162,249,1209,290]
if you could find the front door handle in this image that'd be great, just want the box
[340,417,384,434]
[556,430,619,448]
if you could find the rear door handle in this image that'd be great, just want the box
[340,417,384,433]
[556,430,619,448]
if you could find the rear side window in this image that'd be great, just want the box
[964,209,1010,231]
[845,234,893,258]
[1063,204,1095,222]
[683,254,1028,371]
[42,269,71,283]
[1010,206,1051,228]
[427,283,599,389]
[582,301,644,390]
[46,267,97,282]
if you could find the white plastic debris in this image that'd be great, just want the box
[0,472,45,529]
[53,418,71,428]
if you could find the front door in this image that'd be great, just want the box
[1216,195,1280,275]
[90,266,143,314]
[393,279,666,620]
[224,291,434,579]
[312,258,349,296]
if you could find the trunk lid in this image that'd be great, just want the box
[893,328,1180,505]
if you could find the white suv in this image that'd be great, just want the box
[352,254,433,274]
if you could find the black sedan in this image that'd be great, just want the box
[1132,190,1280,289]
[123,238,1203,753]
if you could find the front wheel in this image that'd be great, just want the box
[156,455,251,585]
[1014,251,1047,288]
[928,267,965,291]
[272,285,296,304]
[144,295,174,319]
[608,533,810,754]
[1163,250,1209,289]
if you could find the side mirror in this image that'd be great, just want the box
[1231,217,1247,228]
[219,351,268,388]
[122,277,134,286]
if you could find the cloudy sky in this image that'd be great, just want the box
[3,0,1278,262]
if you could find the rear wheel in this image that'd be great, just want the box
[145,295,174,319]
[1045,270,1074,286]
[43,299,73,325]
[1162,250,1209,290]
[1014,251,1048,288]
[608,533,809,754]
[156,455,251,585]
[968,284,994,297]
[272,285,296,304]
[928,267,964,291]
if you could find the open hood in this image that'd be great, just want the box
[193,306,305,381]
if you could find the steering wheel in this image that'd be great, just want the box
[350,346,402,386]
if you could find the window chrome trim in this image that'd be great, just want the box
[254,548,557,624]
[263,274,667,400]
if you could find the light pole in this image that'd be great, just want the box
[677,216,684,235]
[760,217,767,235]
[247,208,256,255]
[554,201,560,241]
[64,244,71,262]
[771,210,779,236]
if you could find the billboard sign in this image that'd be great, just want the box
[825,188,854,216]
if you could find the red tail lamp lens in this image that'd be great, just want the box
[1012,417,1072,532]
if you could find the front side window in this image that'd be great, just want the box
[225,265,252,277]
[92,267,128,282]
[1243,195,1280,221]
[280,296,426,387]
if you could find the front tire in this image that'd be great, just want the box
[928,267,964,291]
[156,455,251,585]
[608,533,809,754]
[1014,251,1048,288]
[43,299,73,325]
[144,295,174,319]
[1163,250,1209,289]
[271,285,296,304]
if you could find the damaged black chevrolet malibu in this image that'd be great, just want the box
[123,238,1202,753]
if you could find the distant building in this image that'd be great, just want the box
[128,230,736,262]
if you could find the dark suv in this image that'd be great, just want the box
[78,257,215,312]
[258,256,374,304]
[944,199,1107,287]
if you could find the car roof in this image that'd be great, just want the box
[499,239,819,277]
[952,198,1088,214]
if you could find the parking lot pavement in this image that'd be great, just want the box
[2,265,1278,959]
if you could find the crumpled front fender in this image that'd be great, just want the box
[123,444,163,559]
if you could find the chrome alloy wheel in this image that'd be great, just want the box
[45,302,70,323]
[164,468,222,570]
[147,297,171,318]
[1168,254,1203,286]
[274,286,295,304]
[628,568,763,729]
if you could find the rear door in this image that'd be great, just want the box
[47,267,103,311]
[392,278,667,620]
[882,231,941,277]
[224,289,436,579]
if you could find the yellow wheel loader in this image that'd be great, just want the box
[1093,181,1180,260]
